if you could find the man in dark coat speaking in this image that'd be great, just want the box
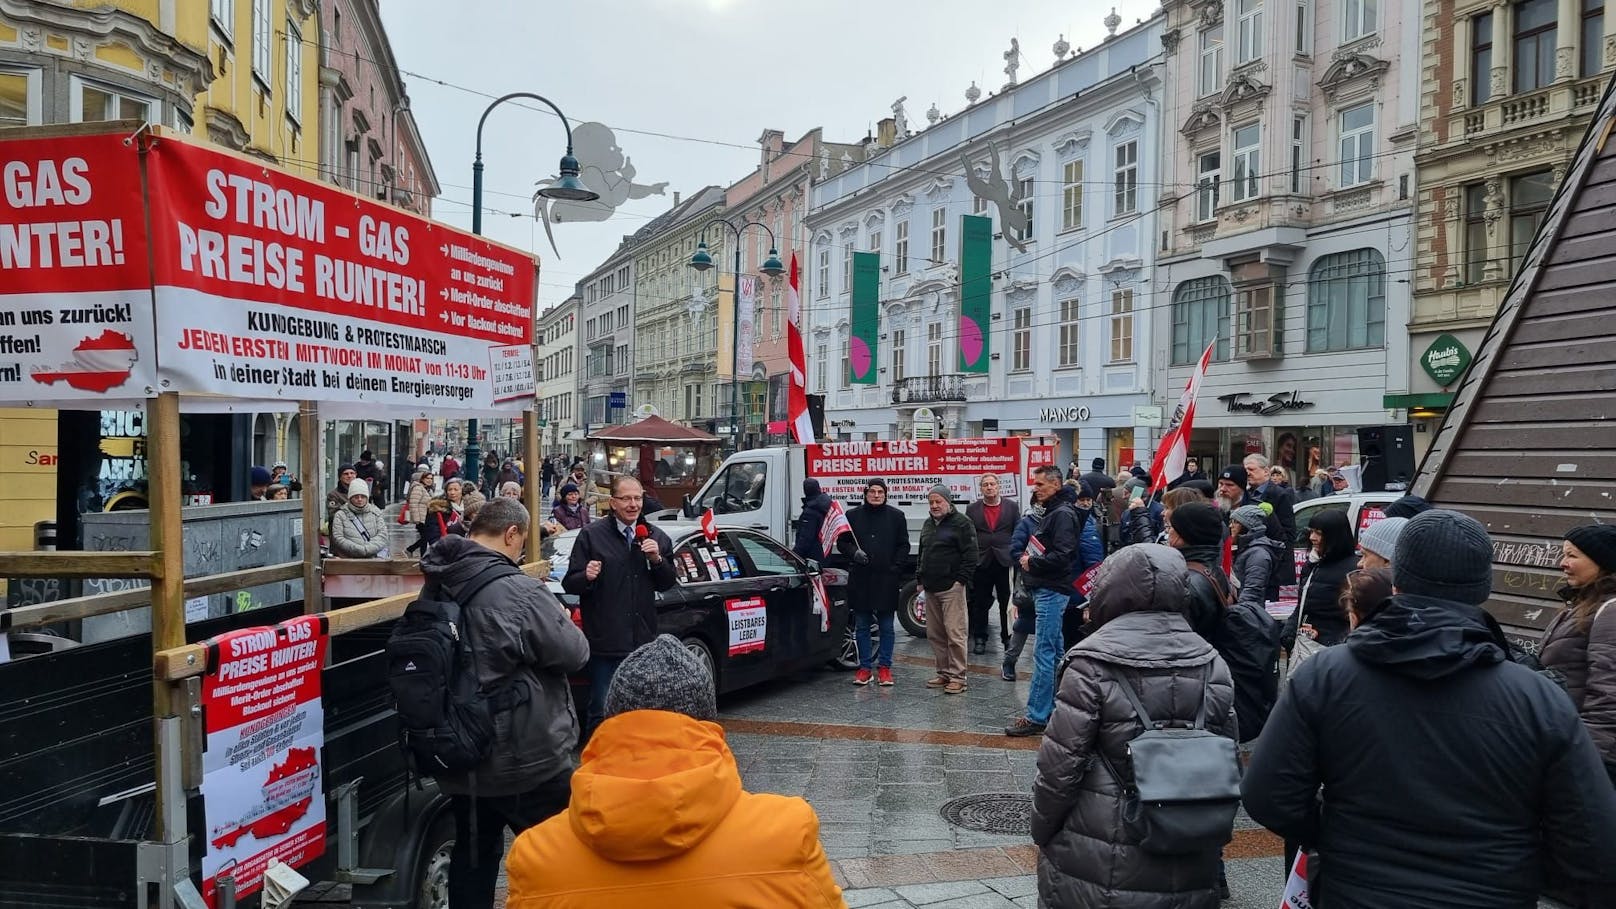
[837,478,910,687]
[562,475,676,735]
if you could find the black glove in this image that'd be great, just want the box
[852,551,871,566]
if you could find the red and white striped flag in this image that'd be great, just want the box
[786,252,814,444]
[700,507,718,543]
[818,498,852,556]
[1149,340,1217,495]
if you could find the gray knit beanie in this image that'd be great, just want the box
[927,484,953,504]
[604,634,718,721]
[1393,510,1493,605]
[1358,516,1409,562]
[1229,504,1268,532]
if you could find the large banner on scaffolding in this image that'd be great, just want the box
[0,133,159,404]
[143,140,536,411]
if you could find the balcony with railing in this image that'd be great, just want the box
[1445,75,1606,143]
[891,374,968,406]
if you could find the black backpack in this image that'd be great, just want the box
[386,563,522,775]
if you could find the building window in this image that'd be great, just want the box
[1338,103,1374,187]
[1012,308,1032,372]
[251,0,273,84]
[815,344,828,392]
[1196,151,1221,222]
[1114,141,1138,215]
[1200,25,1225,95]
[1170,277,1231,364]
[973,193,989,215]
[685,383,704,417]
[1233,283,1278,358]
[616,344,629,374]
[212,0,235,39]
[1472,13,1494,106]
[1296,0,1309,53]
[1307,249,1386,351]
[1231,123,1261,202]
[1110,289,1135,363]
[842,244,852,294]
[931,208,947,264]
[1583,0,1604,77]
[1058,298,1082,367]
[771,287,783,338]
[1015,177,1035,242]
[927,322,943,376]
[1290,116,1307,194]
[1509,169,1555,268]
[1513,0,1557,93]
[72,78,157,125]
[895,220,909,273]
[817,248,830,298]
[1342,0,1377,41]
[1237,0,1264,64]
[1062,160,1084,230]
[892,329,906,382]
[869,227,883,261]
[1464,183,1488,284]
[284,19,303,124]
[0,68,41,127]
[840,346,851,389]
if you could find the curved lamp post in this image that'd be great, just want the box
[465,92,599,473]
[689,218,785,452]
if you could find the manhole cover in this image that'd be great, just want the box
[939,792,1033,835]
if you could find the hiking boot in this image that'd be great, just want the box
[925,676,949,688]
[1004,716,1046,737]
[853,668,873,686]
[1000,664,1017,681]
[944,680,967,694]
[876,667,894,686]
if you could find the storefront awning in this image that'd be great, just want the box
[1383,393,1454,410]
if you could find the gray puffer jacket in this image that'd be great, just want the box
[1031,547,1238,909]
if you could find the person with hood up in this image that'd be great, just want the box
[550,483,591,532]
[1540,523,1616,784]
[1229,505,1285,611]
[837,478,910,686]
[419,498,591,909]
[1030,544,1238,909]
[1284,508,1355,651]
[793,478,833,562]
[330,479,389,558]
[1006,467,1084,736]
[918,484,978,694]
[504,634,846,908]
[1242,510,1616,908]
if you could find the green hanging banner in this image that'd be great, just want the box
[849,251,880,384]
[958,214,992,373]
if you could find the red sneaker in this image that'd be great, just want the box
[853,668,873,686]
[877,667,894,686]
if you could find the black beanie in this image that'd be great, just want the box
[1383,494,1433,519]
[1092,457,1106,471]
[1170,502,1224,548]
[1216,465,1245,486]
[864,477,888,492]
[1566,524,1616,574]
[1393,510,1493,605]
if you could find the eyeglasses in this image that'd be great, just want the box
[612,495,644,503]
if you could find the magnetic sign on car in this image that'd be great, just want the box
[726,596,767,656]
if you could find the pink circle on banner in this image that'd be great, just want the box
[958,316,984,366]
[850,335,872,379]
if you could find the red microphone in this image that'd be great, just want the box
[634,523,652,566]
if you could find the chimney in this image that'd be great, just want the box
[672,190,681,206]
[876,117,897,149]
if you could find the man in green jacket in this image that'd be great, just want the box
[918,484,978,694]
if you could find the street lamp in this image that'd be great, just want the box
[466,92,598,472]
[689,219,785,453]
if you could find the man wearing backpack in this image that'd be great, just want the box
[417,497,591,909]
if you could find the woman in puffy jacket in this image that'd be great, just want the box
[1229,505,1285,611]
[1541,523,1616,784]
[1283,508,1355,649]
[1031,544,1237,908]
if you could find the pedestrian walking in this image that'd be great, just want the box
[1030,543,1237,909]
[329,479,389,559]
[838,479,910,687]
[1356,516,1408,570]
[793,478,833,561]
[1006,468,1082,736]
[917,485,977,695]
[540,457,556,500]
[440,451,461,482]
[503,635,845,908]
[354,449,387,507]
[550,483,591,531]
[1540,523,1616,783]
[561,476,677,736]
[1242,510,1616,908]
[418,498,591,909]
[966,474,1020,652]
[405,468,435,525]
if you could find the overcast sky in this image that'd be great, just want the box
[382,0,1163,313]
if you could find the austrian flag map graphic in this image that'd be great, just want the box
[29,329,139,393]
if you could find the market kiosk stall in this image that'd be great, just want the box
[586,415,720,511]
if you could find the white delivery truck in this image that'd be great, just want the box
[655,437,1057,635]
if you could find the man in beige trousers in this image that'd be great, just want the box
[917,484,978,694]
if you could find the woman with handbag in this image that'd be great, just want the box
[1283,509,1356,665]
[1541,524,1616,790]
[1030,544,1237,909]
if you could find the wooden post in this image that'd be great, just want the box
[300,401,321,612]
[524,408,541,565]
[147,391,186,843]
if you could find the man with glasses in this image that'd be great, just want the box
[563,476,677,736]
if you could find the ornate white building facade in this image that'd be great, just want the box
[804,14,1168,470]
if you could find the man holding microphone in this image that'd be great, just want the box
[563,476,677,737]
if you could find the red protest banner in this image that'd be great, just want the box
[0,133,158,402]
[143,138,536,409]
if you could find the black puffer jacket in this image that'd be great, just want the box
[1032,546,1237,909]
[1243,594,1616,908]
[793,480,833,561]
[1284,553,1354,648]
[1540,589,1616,771]
[1024,485,1082,591]
[1231,533,1286,609]
[838,499,911,614]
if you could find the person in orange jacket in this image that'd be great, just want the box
[504,634,847,908]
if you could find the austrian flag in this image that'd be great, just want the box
[818,499,851,557]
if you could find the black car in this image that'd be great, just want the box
[547,522,856,692]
